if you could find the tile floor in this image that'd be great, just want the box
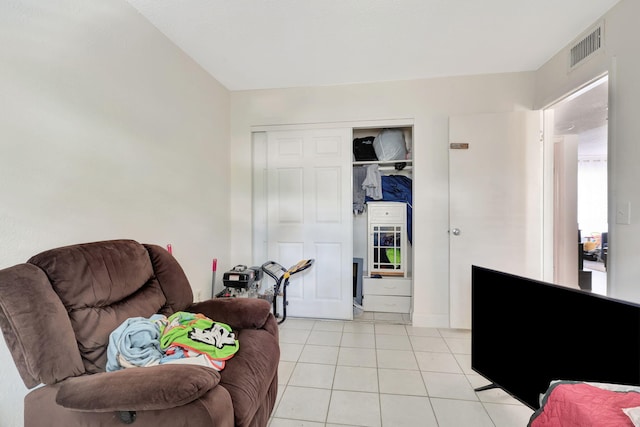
[269,312,534,427]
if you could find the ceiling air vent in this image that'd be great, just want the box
[569,22,604,71]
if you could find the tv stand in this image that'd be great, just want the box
[474,383,499,392]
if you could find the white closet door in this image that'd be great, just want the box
[266,128,353,320]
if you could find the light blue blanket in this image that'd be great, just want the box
[106,314,166,372]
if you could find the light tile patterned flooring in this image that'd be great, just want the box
[269,312,534,427]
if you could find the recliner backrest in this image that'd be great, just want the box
[0,239,194,387]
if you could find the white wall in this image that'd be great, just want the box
[535,0,640,303]
[0,1,230,425]
[230,73,536,328]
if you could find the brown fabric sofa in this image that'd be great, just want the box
[0,239,280,427]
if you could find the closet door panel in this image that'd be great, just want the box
[314,243,342,300]
[276,136,304,158]
[276,168,303,223]
[276,241,305,300]
[266,128,352,320]
[314,167,342,223]
[312,135,342,157]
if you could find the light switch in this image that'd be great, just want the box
[616,201,631,225]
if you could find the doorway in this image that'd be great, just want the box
[547,76,609,294]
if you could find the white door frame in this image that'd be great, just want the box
[251,118,415,320]
[541,73,609,290]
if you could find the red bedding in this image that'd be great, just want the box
[529,382,640,427]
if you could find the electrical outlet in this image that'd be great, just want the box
[196,290,202,301]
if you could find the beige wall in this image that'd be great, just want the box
[535,0,640,302]
[0,1,230,425]
[230,72,536,328]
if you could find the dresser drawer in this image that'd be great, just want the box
[363,295,411,313]
[367,203,405,223]
[363,278,411,296]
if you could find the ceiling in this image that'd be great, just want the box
[124,0,621,91]
[124,0,615,156]
[553,77,609,157]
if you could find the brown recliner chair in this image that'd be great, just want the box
[0,239,280,427]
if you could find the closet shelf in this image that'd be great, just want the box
[353,160,412,171]
[353,160,412,166]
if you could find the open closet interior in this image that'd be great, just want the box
[352,126,413,315]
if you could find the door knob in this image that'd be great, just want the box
[451,228,461,236]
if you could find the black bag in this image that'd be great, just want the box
[353,136,378,161]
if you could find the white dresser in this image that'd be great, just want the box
[362,276,412,313]
[366,202,407,277]
[363,202,412,313]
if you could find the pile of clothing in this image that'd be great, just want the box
[106,311,239,372]
[353,169,413,244]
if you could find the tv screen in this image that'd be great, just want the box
[472,265,640,409]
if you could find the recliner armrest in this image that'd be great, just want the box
[56,364,220,412]
[0,263,85,388]
[188,298,274,331]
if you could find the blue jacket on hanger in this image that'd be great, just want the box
[366,175,413,244]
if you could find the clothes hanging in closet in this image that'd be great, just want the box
[366,175,413,244]
[361,164,383,200]
[353,166,367,214]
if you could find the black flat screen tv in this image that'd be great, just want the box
[472,265,640,409]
